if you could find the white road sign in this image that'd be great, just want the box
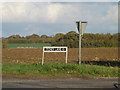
[42,47,68,65]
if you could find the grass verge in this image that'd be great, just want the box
[2,62,119,78]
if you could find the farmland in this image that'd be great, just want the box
[6,43,51,48]
[2,48,119,78]
[2,48,119,64]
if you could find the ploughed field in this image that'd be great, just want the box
[2,48,119,64]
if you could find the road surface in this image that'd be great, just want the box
[2,78,118,88]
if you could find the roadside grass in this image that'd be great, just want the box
[2,62,119,77]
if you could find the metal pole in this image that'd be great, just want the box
[66,47,67,64]
[42,48,44,65]
[79,21,82,64]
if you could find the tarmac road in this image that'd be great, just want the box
[2,78,118,88]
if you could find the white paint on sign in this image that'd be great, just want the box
[44,47,67,52]
[42,47,68,65]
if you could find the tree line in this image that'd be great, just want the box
[2,31,119,48]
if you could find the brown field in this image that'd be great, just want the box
[2,48,119,64]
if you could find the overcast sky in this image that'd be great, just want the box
[1,2,118,37]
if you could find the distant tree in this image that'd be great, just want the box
[3,31,119,48]
[51,31,79,48]
[51,33,65,46]
[8,35,21,39]
[41,35,47,39]
[26,34,40,39]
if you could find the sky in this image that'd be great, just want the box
[1,2,118,37]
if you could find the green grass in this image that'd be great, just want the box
[2,62,119,77]
[7,43,51,48]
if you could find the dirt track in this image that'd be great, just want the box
[2,48,119,63]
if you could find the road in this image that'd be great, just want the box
[2,78,118,88]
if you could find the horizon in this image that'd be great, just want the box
[1,31,119,38]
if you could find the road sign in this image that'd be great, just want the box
[42,47,68,65]
[76,20,87,64]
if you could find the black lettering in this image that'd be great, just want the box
[61,48,63,51]
[44,48,47,51]
[44,47,66,51]
[64,48,66,51]
[55,48,57,51]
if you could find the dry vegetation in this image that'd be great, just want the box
[2,48,119,64]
